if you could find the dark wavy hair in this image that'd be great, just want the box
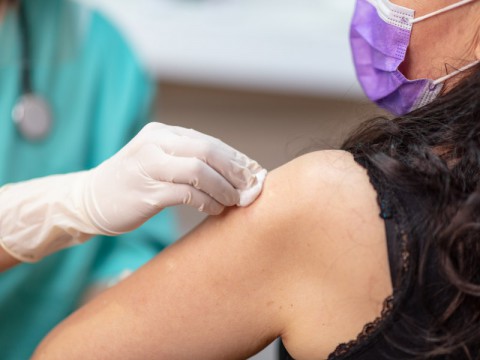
[342,64,480,359]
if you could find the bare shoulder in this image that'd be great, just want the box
[268,151,393,359]
[240,149,387,282]
[260,149,388,277]
[271,150,374,202]
[287,149,373,196]
[32,150,392,360]
[257,150,380,236]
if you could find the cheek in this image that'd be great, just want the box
[394,0,477,80]
[399,22,441,80]
[387,0,410,8]
[389,0,462,17]
[400,13,474,80]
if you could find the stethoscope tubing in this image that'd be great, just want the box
[12,2,53,142]
[18,2,32,94]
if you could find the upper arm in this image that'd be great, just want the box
[33,151,392,360]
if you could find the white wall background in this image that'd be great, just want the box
[77,0,360,97]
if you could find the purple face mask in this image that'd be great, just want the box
[350,0,480,116]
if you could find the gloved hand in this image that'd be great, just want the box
[0,123,267,262]
[83,122,266,234]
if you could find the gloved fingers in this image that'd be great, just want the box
[137,144,240,206]
[163,124,235,152]
[151,125,262,190]
[166,124,258,169]
[161,137,256,191]
[156,182,225,215]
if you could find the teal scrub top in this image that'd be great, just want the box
[0,1,178,358]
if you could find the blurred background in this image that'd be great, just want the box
[76,0,380,358]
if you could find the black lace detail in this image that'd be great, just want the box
[327,296,395,359]
[325,155,412,360]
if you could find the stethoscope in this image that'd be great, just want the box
[11,2,52,141]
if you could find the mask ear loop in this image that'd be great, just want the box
[432,60,480,85]
[407,0,480,85]
[410,0,477,24]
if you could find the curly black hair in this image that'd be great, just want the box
[342,64,480,359]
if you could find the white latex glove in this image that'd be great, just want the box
[83,122,266,235]
[0,123,267,262]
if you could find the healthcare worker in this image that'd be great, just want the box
[0,0,265,358]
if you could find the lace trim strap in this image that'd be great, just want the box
[326,155,412,360]
[327,295,395,359]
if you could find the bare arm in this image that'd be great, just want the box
[0,246,20,272]
[33,151,392,360]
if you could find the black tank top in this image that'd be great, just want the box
[278,155,478,359]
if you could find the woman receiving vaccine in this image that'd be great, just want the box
[34,0,480,359]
